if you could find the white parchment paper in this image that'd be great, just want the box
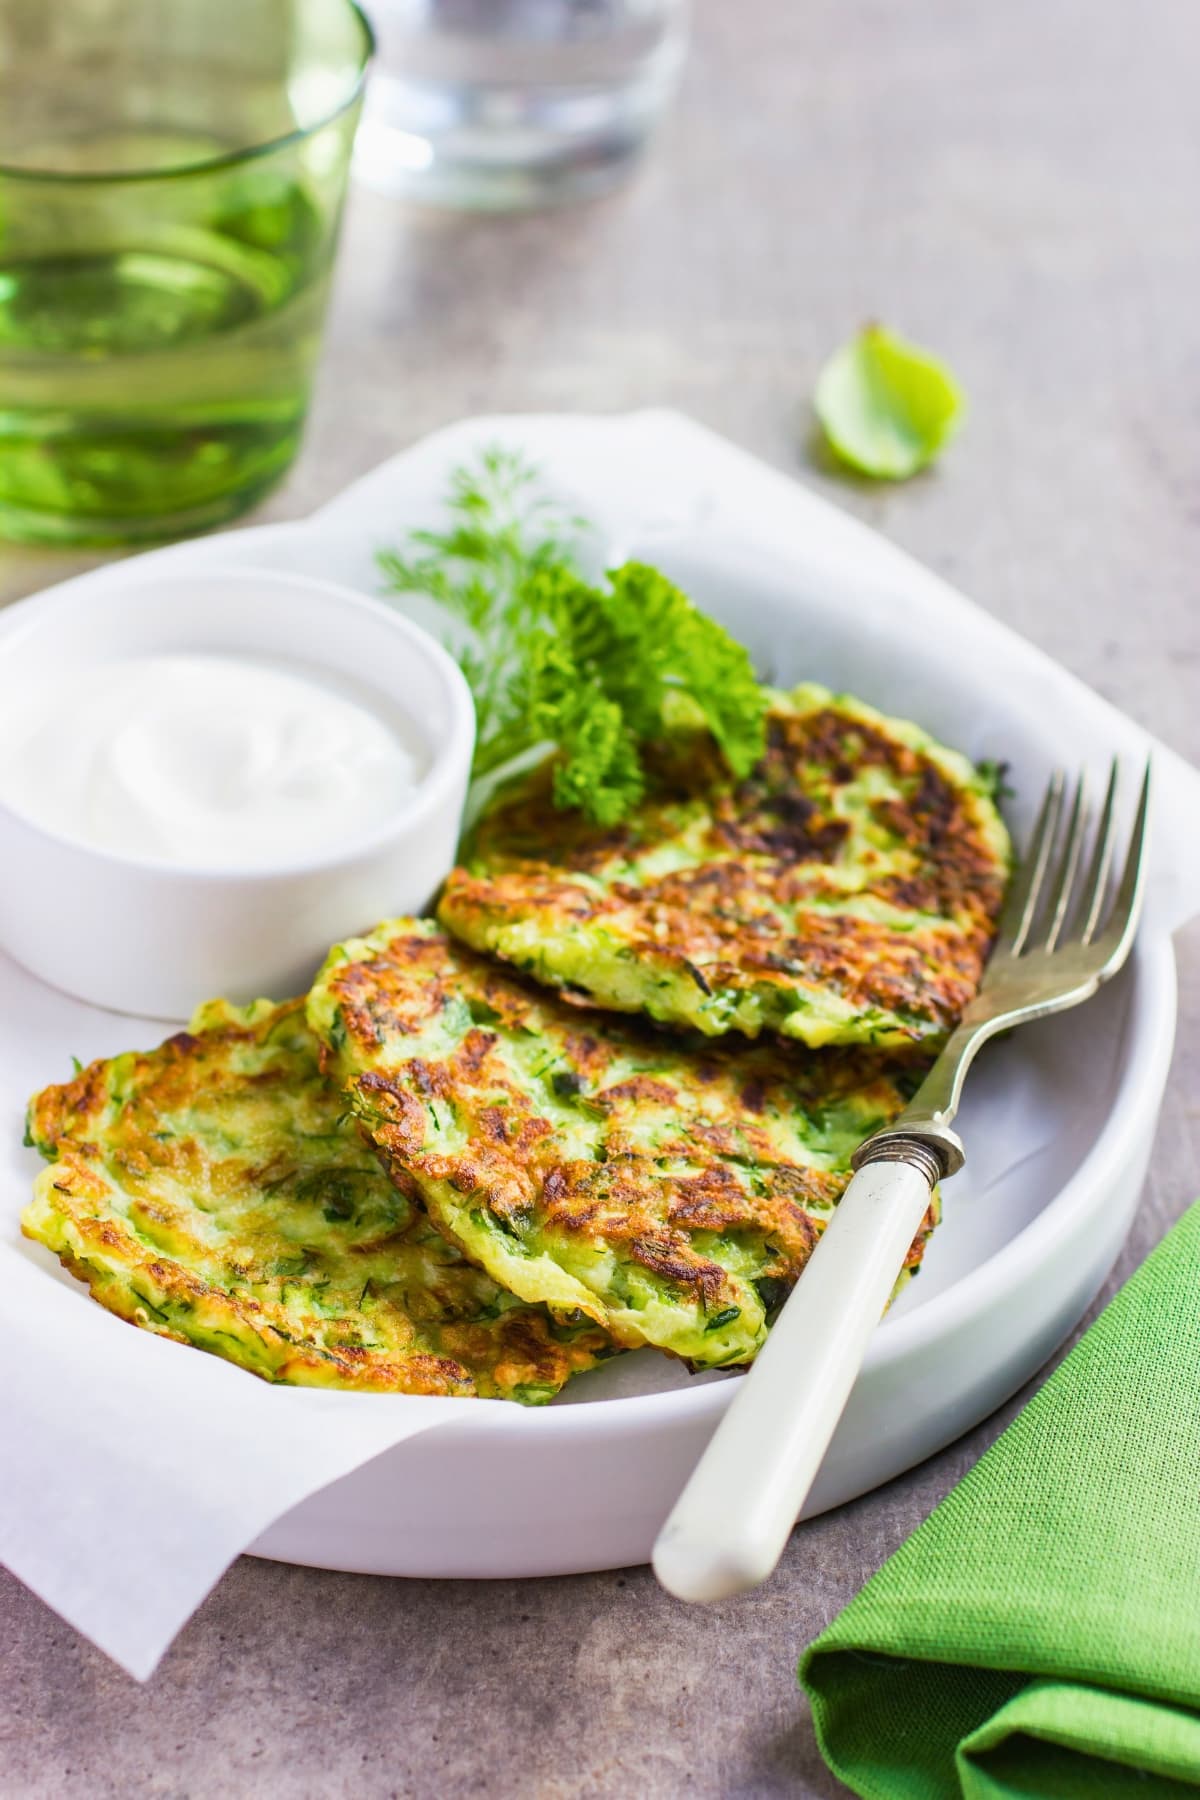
[3,411,1200,1682]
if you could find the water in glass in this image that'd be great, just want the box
[355,0,689,209]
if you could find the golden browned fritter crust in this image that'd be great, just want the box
[307,920,938,1368]
[440,684,1011,1049]
[23,997,614,1402]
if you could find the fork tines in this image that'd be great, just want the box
[996,758,1150,965]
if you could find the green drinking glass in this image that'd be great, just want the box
[0,0,372,546]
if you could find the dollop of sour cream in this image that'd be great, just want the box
[0,653,426,868]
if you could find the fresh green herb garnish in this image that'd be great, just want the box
[379,448,585,751]
[379,449,767,824]
[814,324,965,480]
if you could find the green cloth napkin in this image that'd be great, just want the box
[800,1200,1200,1798]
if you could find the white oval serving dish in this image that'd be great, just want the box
[4,412,1197,1586]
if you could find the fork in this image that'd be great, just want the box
[653,760,1151,1603]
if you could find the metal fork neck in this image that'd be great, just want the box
[851,1118,966,1181]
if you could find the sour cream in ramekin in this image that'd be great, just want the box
[0,566,474,1018]
[0,652,428,870]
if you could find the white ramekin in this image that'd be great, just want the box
[0,566,475,1019]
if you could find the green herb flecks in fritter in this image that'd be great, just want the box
[439,683,1011,1050]
[22,997,614,1402]
[307,920,936,1369]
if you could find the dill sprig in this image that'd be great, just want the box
[378,447,767,825]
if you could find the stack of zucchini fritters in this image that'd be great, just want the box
[24,684,1009,1403]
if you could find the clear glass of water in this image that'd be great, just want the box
[354,0,689,209]
[0,0,372,546]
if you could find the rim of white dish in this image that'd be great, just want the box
[432,930,1175,1441]
[0,566,476,882]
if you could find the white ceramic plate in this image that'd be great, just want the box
[4,413,1197,1584]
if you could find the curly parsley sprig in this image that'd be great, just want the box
[379,448,767,825]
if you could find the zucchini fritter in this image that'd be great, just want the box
[307,919,936,1368]
[23,997,613,1402]
[440,684,1011,1049]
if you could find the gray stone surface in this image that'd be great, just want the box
[3,1,1200,1793]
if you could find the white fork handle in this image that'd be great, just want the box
[652,1155,936,1603]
